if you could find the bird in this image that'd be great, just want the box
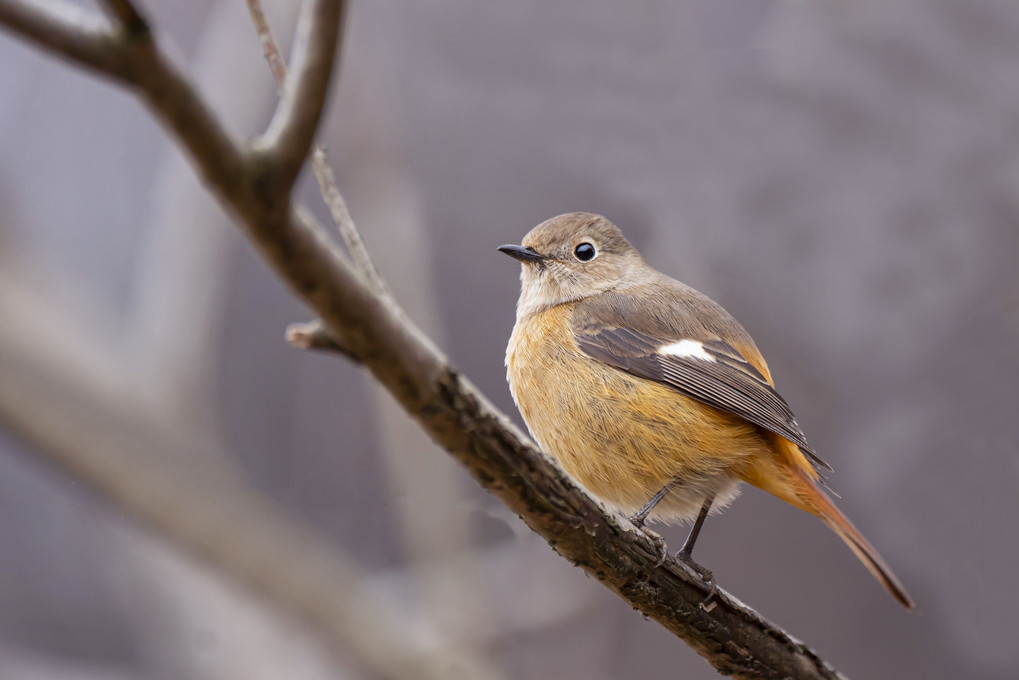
[500,211,914,609]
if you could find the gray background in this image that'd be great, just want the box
[0,0,1017,678]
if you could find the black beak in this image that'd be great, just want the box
[498,244,545,263]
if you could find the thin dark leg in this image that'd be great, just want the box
[678,495,713,559]
[676,495,718,606]
[629,479,679,528]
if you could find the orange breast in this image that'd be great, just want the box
[506,304,772,521]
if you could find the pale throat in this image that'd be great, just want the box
[515,266,616,319]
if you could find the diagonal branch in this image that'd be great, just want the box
[0,4,849,678]
[254,0,347,198]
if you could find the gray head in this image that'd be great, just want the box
[499,212,643,316]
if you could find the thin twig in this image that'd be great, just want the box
[243,0,286,92]
[245,0,387,294]
[256,0,346,197]
[310,147,388,294]
[286,319,353,356]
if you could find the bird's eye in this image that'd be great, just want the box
[574,242,596,261]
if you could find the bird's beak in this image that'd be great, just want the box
[498,244,545,263]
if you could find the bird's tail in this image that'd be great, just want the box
[743,452,915,609]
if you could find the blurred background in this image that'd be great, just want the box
[1,0,1017,678]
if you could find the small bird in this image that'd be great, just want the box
[500,212,913,609]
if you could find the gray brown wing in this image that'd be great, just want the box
[574,323,832,475]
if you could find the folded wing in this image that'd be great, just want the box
[573,319,832,477]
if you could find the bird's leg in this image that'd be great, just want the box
[629,479,680,567]
[677,494,712,559]
[676,495,717,607]
[629,479,680,529]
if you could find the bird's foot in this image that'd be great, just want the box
[627,514,671,567]
[648,531,670,568]
[676,550,718,611]
[627,510,649,531]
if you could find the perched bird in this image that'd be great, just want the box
[500,212,913,608]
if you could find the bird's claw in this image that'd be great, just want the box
[627,512,671,567]
[632,524,670,568]
[649,532,670,568]
[627,511,648,531]
[676,551,718,610]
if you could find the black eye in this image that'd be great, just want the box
[574,242,596,261]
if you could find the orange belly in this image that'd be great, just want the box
[506,304,771,522]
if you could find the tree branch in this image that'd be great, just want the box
[245,0,387,294]
[3,4,252,209]
[254,0,346,198]
[0,0,122,73]
[310,147,388,294]
[0,4,848,678]
[244,0,287,90]
[98,0,146,36]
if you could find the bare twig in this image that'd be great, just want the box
[287,319,353,355]
[310,148,387,294]
[0,3,849,678]
[246,0,386,294]
[244,0,287,91]
[255,0,346,197]
[0,0,122,72]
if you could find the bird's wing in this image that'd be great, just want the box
[572,291,832,476]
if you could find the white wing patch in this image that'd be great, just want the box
[658,339,715,362]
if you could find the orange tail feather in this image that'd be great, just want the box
[801,473,914,609]
[744,455,915,609]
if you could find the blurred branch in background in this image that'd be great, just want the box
[116,3,336,678]
[0,0,850,678]
[0,265,505,680]
[0,644,140,680]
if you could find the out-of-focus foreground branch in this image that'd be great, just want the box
[0,2,846,678]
